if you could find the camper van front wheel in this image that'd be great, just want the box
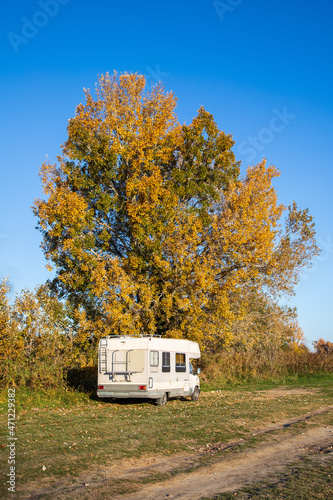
[156,392,168,406]
[191,386,200,401]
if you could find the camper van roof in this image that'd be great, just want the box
[99,335,200,358]
[105,334,162,338]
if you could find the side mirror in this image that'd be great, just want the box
[197,368,201,375]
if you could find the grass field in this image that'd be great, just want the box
[0,374,332,498]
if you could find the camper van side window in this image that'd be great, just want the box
[149,350,159,367]
[162,352,170,372]
[175,353,186,372]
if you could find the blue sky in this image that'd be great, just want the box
[1,0,332,347]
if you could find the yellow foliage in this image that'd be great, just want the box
[32,72,319,351]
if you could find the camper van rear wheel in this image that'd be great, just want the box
[191,386,200,401]
[156,392,168,406]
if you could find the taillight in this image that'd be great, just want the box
[98,385,104,390]
[138,385,146,390]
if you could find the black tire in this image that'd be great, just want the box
[155,392,168,406]
[191,386,200,401]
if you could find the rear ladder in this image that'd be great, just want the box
[99,338,108,373]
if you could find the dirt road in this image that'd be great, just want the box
[114,424,333,500]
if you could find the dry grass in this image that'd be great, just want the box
[201,349,333,385]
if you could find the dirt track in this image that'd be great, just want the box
[20,402,333,499]
[114,424,333,500]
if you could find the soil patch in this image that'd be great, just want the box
[254,387,319,400]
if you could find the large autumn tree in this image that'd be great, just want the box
[33,72,319,347]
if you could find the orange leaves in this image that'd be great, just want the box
[32,72,319,352]
[0,278,13,360]
[210,161,285,290]
[0,283,76,388]
[314,338,333,354]
[34,186,92,283]
[125,167,176,237]
[65,71,178,171]
[36,187,88,234]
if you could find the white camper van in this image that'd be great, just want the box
[97,336,201,405]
